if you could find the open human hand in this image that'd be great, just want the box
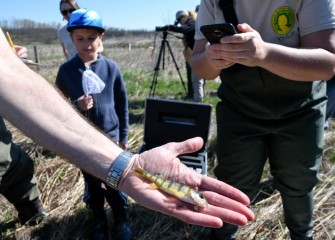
[119,137,255,228]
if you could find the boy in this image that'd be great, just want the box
[55,9,132,240]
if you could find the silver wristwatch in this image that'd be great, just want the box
[106,151,132,190]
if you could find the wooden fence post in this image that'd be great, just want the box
[33,45,40,71]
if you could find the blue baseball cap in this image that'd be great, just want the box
[67,9,105,32]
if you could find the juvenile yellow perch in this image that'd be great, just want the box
[135,168,208,208]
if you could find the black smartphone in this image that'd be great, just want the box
[200,23,237,44]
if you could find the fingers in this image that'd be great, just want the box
[205,206,250,226]
[131,187,252,228]
[169,206,224,228]
[14,45,28,58]
[119,143,128,150]
[159,138,255,223]
[236,23,253,33]
[203,191,255,222]
[165,137,204,156]
[200,176,250,205]
[164,200,252,227]
[179,174,254,222]
[77,95,94,110]
[207,58,235,69]
[174,160,251,208]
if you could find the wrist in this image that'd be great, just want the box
[106,151,132,190]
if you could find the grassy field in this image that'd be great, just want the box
[0,33,334,240]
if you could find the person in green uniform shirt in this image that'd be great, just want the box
[192,0,335,239]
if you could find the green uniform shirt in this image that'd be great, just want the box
[195,0,335,119]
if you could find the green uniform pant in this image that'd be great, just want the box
[213,100,324,239]
[0,118,40,205]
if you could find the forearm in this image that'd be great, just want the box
[260,43,335,81]
[0,33,121,181]
[61,44,68,59]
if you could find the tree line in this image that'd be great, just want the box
[0,19,153,45]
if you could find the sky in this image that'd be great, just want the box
[0,0,201,31]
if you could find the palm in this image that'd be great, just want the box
[119,138,255,227]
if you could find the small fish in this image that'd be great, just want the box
[134,168,208,208]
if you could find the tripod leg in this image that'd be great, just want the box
[149,40,166,97]
[165,41,187,94]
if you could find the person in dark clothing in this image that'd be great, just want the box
[193,0,335,239]
[168,10,204,102]
[56,9,131,240]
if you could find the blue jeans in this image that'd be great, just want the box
[82,172,129,222]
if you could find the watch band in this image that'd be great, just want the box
[106,151,132,190]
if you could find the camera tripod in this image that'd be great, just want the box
[149,31,187,97]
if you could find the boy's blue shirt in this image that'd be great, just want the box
[56,53,129,144]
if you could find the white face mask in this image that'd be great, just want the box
[82,66,105,95]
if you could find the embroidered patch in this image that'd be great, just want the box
[271,6,295,35]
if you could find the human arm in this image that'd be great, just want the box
[192,23,335,81]
[0,28,254,227]
[60,43,69,60]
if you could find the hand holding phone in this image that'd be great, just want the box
[200,23,237,44]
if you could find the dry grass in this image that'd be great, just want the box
[0,35,334,239]
[1,121,334,240]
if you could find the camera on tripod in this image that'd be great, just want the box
[150,25,187,97]
[155,25,170,32]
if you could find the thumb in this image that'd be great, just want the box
[167,137,204,156]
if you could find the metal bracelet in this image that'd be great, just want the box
[106,151,132,190]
